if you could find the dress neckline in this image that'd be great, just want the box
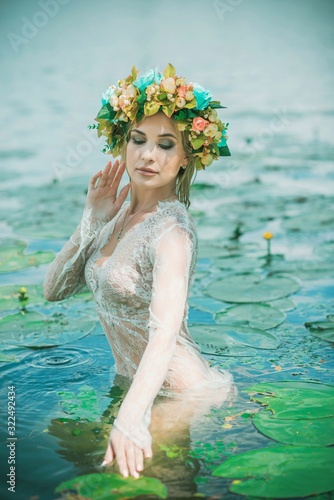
[94,198,184,269]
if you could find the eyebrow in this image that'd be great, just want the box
[131,129,177,140]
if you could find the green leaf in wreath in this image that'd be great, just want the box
[144,101,160,116]
[163,63,176,79]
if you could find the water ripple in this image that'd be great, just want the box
[26,346,92,369]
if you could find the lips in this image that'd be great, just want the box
[137,167,158,173]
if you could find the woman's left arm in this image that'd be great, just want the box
[103,222,197,477]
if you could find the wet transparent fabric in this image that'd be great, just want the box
[43,199,235,449]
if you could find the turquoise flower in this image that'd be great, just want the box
[133,68,162,91]
[193,83,212,110]
[218,130,227,147]
[101,86,114,106]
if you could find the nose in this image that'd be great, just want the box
[140,142,156,162]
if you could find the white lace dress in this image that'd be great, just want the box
[43,198,235,449]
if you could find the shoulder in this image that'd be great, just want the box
[154,199,197,236]
[150,200,198,254]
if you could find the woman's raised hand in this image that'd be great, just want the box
[87,160,131,221]
[101,427,153,479]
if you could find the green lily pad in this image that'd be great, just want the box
[0,344,30,363]
[189,296,226,315]
[10,176,88,239]
[0,310,95,347]
[253,411,334,446]
[266,297,296,311]
[57,385,102,422]
[268,260,334,281]
[212,446,334,498]
[197,241,260,260]
[0,284,95,314]
[0,352,18,363]
[305,318,334,343]
[206,272,300,303]
[282,210,334,231]
[0,239,55,273]
[0,238,27,258]
[215,303,285,330]
[216,255,265,272]
[246,381,334,419]
[197,243,241,259]
[0,284,46,312]
[189,323,280,356]
[55,472,168,500]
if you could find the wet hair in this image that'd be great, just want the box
[121,115,197,209]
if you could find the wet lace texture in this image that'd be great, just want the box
[43,198,234,449]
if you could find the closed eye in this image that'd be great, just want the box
[159,142,175,150]
[131,137,145,145]
[131,135,175,150]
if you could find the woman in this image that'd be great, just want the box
[43,63,236,480]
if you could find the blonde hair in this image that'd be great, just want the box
[121,115,197,209]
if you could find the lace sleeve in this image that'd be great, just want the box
[112,220,196,449]
[43,200,110,301]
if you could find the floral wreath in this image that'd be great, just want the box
[89,63,230,171]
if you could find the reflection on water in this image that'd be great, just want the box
[1,0,334,498]
[48,372,207,499]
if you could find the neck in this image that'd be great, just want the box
[127,184,178,214]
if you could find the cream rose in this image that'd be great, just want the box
[161,77,176,94]
[176,77,187,86]
[146,84,156,96]
[208,110,218,122]
[123,84,137,98]
[118,95,130,110]
[185,90,194,101]
[176,97,186,108]
[203,123,219,137]
[109,95,119,108]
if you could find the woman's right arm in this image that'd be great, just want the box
[43,200,109,301]
[43,160,131,302]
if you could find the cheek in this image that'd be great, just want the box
[160,151,183,177]
[126,142,139,161]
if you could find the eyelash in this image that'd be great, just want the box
[131,137,175,150]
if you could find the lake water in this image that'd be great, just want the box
[0,0,334,499]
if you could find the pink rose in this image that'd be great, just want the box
[177,85,187,98]
[192,117,209,132]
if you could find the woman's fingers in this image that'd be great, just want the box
[108,161,127,192]
[101,440,114,466]
[125,442,139,479]
[115,446,129,478]
[89,170,102,189]
[105,428,149,479]
[113,183,131,210]
[98,161,113,187]
[94,160,125,192]
[135,446,144,473]
[143,445,153,459]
